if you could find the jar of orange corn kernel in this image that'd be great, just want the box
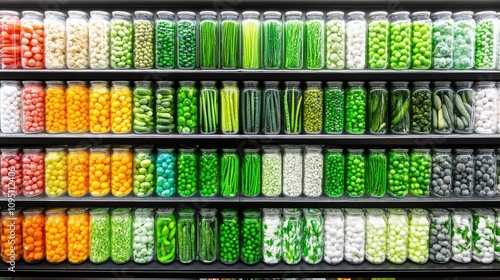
[111,145,133,197]
[89,145,111,197]
[68,146,89,197]
[67,81,89,133]
[111,81,132,133]
[67,207,90,264]
[89,81,111,133]
[45,208,67,263]
[1,208,22,263]
[45,81,67,133]
[22,208,45,263]
[45,146,68,197]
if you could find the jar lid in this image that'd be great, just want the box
[263,208,282,215]
[178,208,195,216]
[263,11,281,18]
[90,80,108,85]
[68,10,88,18]
[67,80,87,85]
[45,11,67,18]
[431,11,452,19]
[323,208,343,214]
[178,11,196,17]
[306,11,324,17]
[200,11,217,17]
[199,208,217,217]
[430,208,449,215]
[22,11,43,17]
[134,208,154,215]
[157,11,174,18]
[45,145,68,152]
[244,148,260,153]
[0,10,20,17]
[326,11,344,18]
[23,207,44,215]
[112,11,132,18]
[23,146,44,153]
[68,208,89,214]
[303,208,322,216]
[113,145,132,151]
[90,11,110,18]
[157,81,174,86]
[391,81,409,86]
[411,11,431,18]
[221,209,238,217]
[326,81,343,87]
[22,80,43,85]
[345,208,364,215]
[348,81,364,86]
[283,208,301,216]
[68,145,90,152]
[454,148,473,153]
[366,208,385,215]
[90,208,109,215]
[369,11,387,18]
[179,147,196,152]
[285,11,302,17]
[242,11,260,17]
[156,208,175,215]
[347,11,365,17]
[369,81,387,86]
[453,11,473,18]
[134,80,152,85]
[45,80,65,85]
[90,145,110,152]
[46,207,67,215]
[157,147,176,153]
[474,11,497,18]
[135,145,154,152]
[433,148,451,153]
[388,208,406,214]
[112,208,131,215]
[412,81,430,87]
[221,11,239,17]
[390,11,410,18]
[135,11,153,17]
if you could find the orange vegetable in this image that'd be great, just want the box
[67,208,89,264]
[66,81,90,133]
[22,208,45,263]
[111,146,133,197]
[45,81,67,133]
[45,208,67,263]
[1,208,23,262]
[67,147,89,197]
[89,147,111,197]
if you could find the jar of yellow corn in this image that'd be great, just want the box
[68,146,89,197]
[89,145,111,197]
[45,81,67,133]
[67,81,90,133]
[111,145,133,197]
[67,208,90,264]
[89,81,111,133]
[111,81,132,133]
[45,146,68,197]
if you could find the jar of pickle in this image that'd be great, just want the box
[411,81,432,134]
[198,148,219,197]
[67,208,90,264]
[177,148,198,197]
[365,208,387,264]
[0,147,22,196]
[67,146,89,197]
[45,208,68,264]
[386,208,408,264]
[241,148,260,197]
[89,208,111,264]
[1,208,22,262]
[89,146,111,197]
[134,11,154,69]
[262,82,281,134]
[45,146,68,197]
[44,11,67,69]
[303,208,324,264]
[111,145,133,197]
[323,208,344,264]
[0,80,22,133]
[324,81,344,134]
[262,12,282,69]
[452,11,475,70]
[241,81,262,134]
[451,208,472,263]
[368,81,388,134]
[325,11,345,69]
[155,208,176,264]
[324,148,345,197]
[346,81,367,134]
[22,81,46,134]
[367,148,387,197]
[221,11,240,69]
[410,12,432,69]
[221,149,239,197]
[390,81,411,134]
[178,208,196,263]
[110,81,132,133]
[408,208,430,264]
[431,148,452,197]
[198,208,218,263]
[156,148,177,197]
[474,81,498,134]
[303,145,323,197]
[133,145,155,197]
[89,11,111,69]
[66,81,90,133]
[389,11,411,70]
[303,81,323,134]
[344,208,365,264]
[283,81,303,134]
[199,11,218,69]
[156,81,175,134]
[220,80,239,134]
[110,11,133,69]
[220,209,240,264]
[45,81,67,133]
[305,12,325,69]
[22,147,44,197]
[432,81,454,134]
[367,11,389,69]
[156,11,175,69]
[453,81,474,134]
[282,208,302,264]
[241,11,261,69]
[89,81,111,134]
[429,208,451,263]
[410,148,432,197]
[177,81,198,134]
[262,208,282,265]
[284,11,303,69]
[472,208,495,264]
[22,208,45,263]
[452,148,474,197]
[0,11,21,69]
[21,11,44,69]
[111,208,132,264]
[132,208,155,264]
[133,81,154,134]
[474,148,497,197]
[199,81,219,134]
[431,12,453,70]
[66,11,89,69]
[177,11,197,69]
[282,146,303,197]
[262,146,282,197]
[346,148,365,197]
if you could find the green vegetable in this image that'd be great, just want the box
[221,151,239,197]
[111,208,133,264]
[241,150,261,197]
[198,209,218,263]
[199,81,218,134]
[220,13,239,69]
[368,83,388,134]
[90,208,111,264]
[221,81,240,134]
[242,13,261,69]
[283,82,303,134]
[200,13,218,69]
[177,209,196,263]
[263,13,282,69]
[367,149,387,197]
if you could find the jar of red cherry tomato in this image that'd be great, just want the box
[0,11,21,69]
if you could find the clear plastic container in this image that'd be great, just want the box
[367,81,388,134]
[241,11,261,69]
[282,146,303,197]
[472,208,495,264]
[345,81,366,134]
[44,208,67,263]
[134,11,155,69]
[220,80,239,134]
[21,11,45,69]
[366,148,387,197]
[474,148,497,197]
[0,80,22,133]
[44,11,67,69]
[409,148,432,197]
[323,209,344,264]
[241,209,262,264]
[325,11,345,69]
[303,81,323,134]
[156,81,175,134]
[365,208,387,264]
[324,148,345,197]
[199,11,218,69]
[219,209,239,264]
[474,11,498,69]
[431,148,452,197]
[431,11,453,69]
[220,149,239,197]
[346,11,366,69]
[452,11,475,69]
[410,81,432,134]
[262,146,282,197]
[453,81,474,133]
[132,208,155,264]
[303,145,323,197]
[176,81,198,134]
[21,81,45,133]
[177,148,198,197]
[111,11,133,69]
[282,208,302,264]
[241,81,262,134]
[390,81,410,134]
[302,208,324,264]
[155,208,176,264]
[111,208,132,264]
[262,208,282,265]
[387,148,410,197]
[283,81,303,134]
[89,146,111,197]
[284,11,304,69]
[305,12,325,69]
[432,81,454,134]
[408,209,430,264]
[67,208,90,264]
[241,148,260,197]
[132,81,154,134]
[386,208,408,264]
[199,81,219,134]
[474,81,497,134]
[263,12,282,69]
[429,208,452,263]
[133,146,155,197]
[89,11,111,69]
[0,11,21,69]
[220,11,240,69]
[89,208,111,264]
[262,81,281,134]
[346,149,365,197]
[67,146,89,197]
[367,11,389,69]
[324,81,344,134]
[89,81,110,133]
[451,208,473,263]
[44,81,67,133]
[66,81,89,133]
[452,148,474,197]
[45,146,68,197]
[156,148,177,197]
[344,208,365,264]
[111,145,133,197]
[66,11,89,69]
[155,11,175,69]
[22,208,45,263]
[389,12,411,70]
[410,11,432,69]
[22,147,45,197]
[198,208,218,263]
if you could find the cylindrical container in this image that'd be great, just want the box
[324,81,344,134]
[453,81,474,133]
[67,208,90,264]
[177,81,198,134]
[241,81,262,134]
[1,208,21,262]
[263,11,282,69]
[453,11,475,69]
[389,12,411,70]
[89,81,111,133]
[89,11,110,69]
[325,12,345,69]
[408,209,430,264]
[429,208,452,263]
[472,208,495,264]
[431,12,453,69]
[21,11,44,69]
[220,80,239,134]
[451,208,472,263]
[220,149,239,197]
[155,11,175,69]
[495,208,500,261]
[44,81,66,133]
[284,11,303,69]
[1,80,22,133]
[67,146,89,197]
[132,80,154,134]
[431,148,452,197]
[367,81,388,134]
[110,11,133,69]
[177,148,198,197]
[44,11,67,69]
[282,146,302,197]
[22,208,45,263]
[365,208,387,264]
[474,11,498,69]
[283,81,303,134]
[262,208,282,265]
[241,11,261,69]
[177,208,196,263]
[367,11,389,69]
[111,145,133,197]
[156,148,177,197]
[22,147,44,197]
[323,209,344,264]
[390,81,410,134]
[44,208,67,263]
[432,81,454,134]
[134,11,154,69]
[305,12,325,69]
[452,148,474,197]
[132,208,155,264]
[262,146,282,197]
[497,148,500,196]
[44,146,68,197]
[474,81,497,134]
[410,149,431,197]
[241,148,261,197]
[386,208,408,264]
[199,11,218,69]
[474,148,497,197]
[262,81,281,134]
[324,148,344,197]
[220,11,239,69]
[302,209,324,264]
[66,81,89,133]
[133,145,155,197]
[0,11,21,69]
[198,208,218,263]
[111,208,132,264]
[346,11,366,69]
[410,81,432,134]
[219,209,239,264]
[345,81,366,134]
[1,147,22,196]
[89,146,111,197]
[241,209,262,265]
[346,149,365,197]
[388,148,410,197]
[366,149,387,197]
[303,145,323,197]
[303,81,323,134]
[156,81,175,134]
[155,208,176,264]
[410,11,432,69]
[89,208,111,264]
[199,148,219,197]
[344,208,365,264]
[282,208,302,264]
[66,11,89,69]
[199,81,219,134]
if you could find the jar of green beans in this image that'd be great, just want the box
[325,11,346,69]
[155,11,175,69]
[177,12,197,69]
[241,148,261,197]
[324,81,344,134]
[133,81,154,134]
[220,209,240,264]
[221,149,239,197]
[367,149,387,197]
[346,148,366,197]
[241,209,262,265]
[199,11,218,69]
[241,81,262,134]
[156,81,175,134]
[453,81,474,134]
[199,148,219,197]
[263,11,283,69]
[285,11,304,69]
[241,11,261,69]
[110,11,133,69]
[177,148,198,197]
[283,81,303,134]
[324,147,345,197]
[199,81,219,134]
[303,81,323,134]
[177,81,198,134]
[89,208,111,264]
[262,145,282,197]
[346,81,367,134]
[198,208,218,263]
[388,148,410,197]
[133,11,154,69]
[368,81,388,134]
[390,81,410,134]
[220,11,239,69]
[305,11,325,69]
[221,81,240,134]
[262,81,282,134]
[111,208,132,264]
[177,208,196,263]
[155,208,176,264]
[411,81,432,134]
[367,11,389,69]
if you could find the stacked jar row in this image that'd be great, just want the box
[1,10,500,70]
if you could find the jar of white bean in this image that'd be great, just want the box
[282,145,303,197]
[0,80,22,133]
[344,208,365,264]
[44,11,67,69]
[303,145,323,197]
[365,208,387,264]
[66,11,89,69]
[474,81,498,134]
[89,11,111,69]
[262,145,282,197]
[323,208,344,264]
[346,11,366,69]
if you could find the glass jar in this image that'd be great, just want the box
[390,81,410,134]
[241,148,261,197]
[344,208,365,264]
[45,146,68,197]
[89,208,111,264]
[21,11,44,69]
[89,81,110,133]
[262,208,282,265]
[134,11,154,69]
[388,148,410,197]
[346,11,366,69]
[324,81,344,134]
[67,208,90,264]
[367,81,388,134]
[367,11,389,69]
[410,11,432,69]
[429,208,452,263]
[155,11,175,69]
[133,145,155,197]
[346,149,365,197]
[198,208,218,263]
[0,147,22,197]
[282,208,302,265]
[1,208,21,262]
[453,81,474,133]
[263,11,282,69]
[66,81,89,133]
[283,81,303,134]
[221,149,239,197]
[365,209,387,264]
[408,209,430,264]
[45,81,67,133]
[241,209,262,265]
[110,81,132,133]
[177,81,198,134]
[177,12,197,69]
[156,81,175,134]
[474,81,497,134]
[199,81,219,134]
[1,80,22,133]
[303,81,323,134]
[451,208,473,263]
[386,208,408,264]
[452,148,474,197]
[156,148,177,197]
[22,208,45,263]
[497,148,500,196]
[262,81,281,134]
[133,80,154,134]
[0,11,21,69]
[67,146,89,197]
[44,11,66,69]
[282,146,302,197]
[453,11,475,69]
[262,146,282,197]
[432,81,454,134]
[411,81,432,134]
[241,11,261,69]
[284,11,303,69]
[346,81,367,134]
[111,145,133,197]
[323,209,344,264]
[177,148,198,197]
[155,208,176,264]
[472,208,495,264]
[22,147,44,197]
[220,81,239,134]
[132,208,155,264]
[305,12,325,69]
[199,148,219,197]
[302,209,324,265]
[324,148,344,197]
[474,11,498,69]
[89,11,110,69]
[497,82,500,132]
[220,11,239,69]
[366,149,387,197]
[241,81,262,134]
[495,208,500,261]
[66,11,89,69]
[431,148,452,197]
[326,11,345,69]
[111,11,133,69]
[44,208,67,263]
[410,149,431,197]
[389,12,411,69]
[199,11,218,69]
[89,146,111,197]
[474,149,497,197]
[219,209,239,264]
[431,12,453,69]
[111,208,132,264]
[303,145,323,197]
